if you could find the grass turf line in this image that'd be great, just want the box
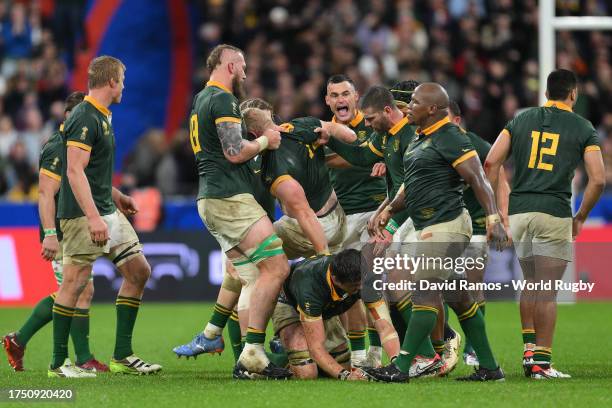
[1,302,611,408]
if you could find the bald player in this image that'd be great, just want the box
[367,83,507,383]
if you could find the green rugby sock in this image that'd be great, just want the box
[367,326,381,347]
[71,308,93,365]
[227,311,243,362]
[16,294,54,346]
[348,330,366,351]
[113,296,141,360]
[432,340,445,357]
[458,304,497,370]
[533,346,552,364]
[51,303,75,369]
[464,302,486,354]
[394,306,438,373]
[210,303,232,329]
[522,328,536,350]
[245,327,265,345]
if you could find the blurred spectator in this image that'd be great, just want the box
[156,129,197,196]
[0,115,17,158]
[6,140,37,202]
[124,129,167,188]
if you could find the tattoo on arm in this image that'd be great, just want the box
[217,122,244,157]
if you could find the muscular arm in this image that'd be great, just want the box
[320,121,357,143]
[484,130,511,197]
[274,178,329,255]
[456,156,499,218]
[497,166,510,228]
[301,318,345,377]
[326,137,382,167]
[38,172,60,231]
[67,146,99,219]
[575,150,605,227]
[325,152,352,169]
[218,122,261,164]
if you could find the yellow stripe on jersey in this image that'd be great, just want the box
[214,116,241,125]
[368,142,384,158]
[452,150,477,168]
[298,306,322,322]
[270,174,294,196]
[585,145,601,153]
[40,169,61,182]
[66,141,92,152]
[501,128,511,138]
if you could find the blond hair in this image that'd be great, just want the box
[242,107,273,135]
[88,55,126,89]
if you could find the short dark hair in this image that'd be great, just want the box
[448,100,461,117]
[65,91,85,112]
[390,80,420,105]
[546,69,577,100]
[330,249,362,285]
[360,86,395,111]
[206,44,243,73]
[327,74,356,89]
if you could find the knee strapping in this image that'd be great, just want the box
[288,349,314,366]
[245,233,284,264]
[366,299,393,326]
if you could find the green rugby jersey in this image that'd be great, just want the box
[58,96,116,219]
[38,126,64,242]
[191,81,253,199]
[462,129,490,235]
[262,117,333,213]
[403,117,476,230]
[249,155,276,221]
[328,111,386,215]
[504,100,601,218]
[282,255,360,320]
[326,116,416,225]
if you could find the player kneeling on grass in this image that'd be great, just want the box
[270,249,396,380]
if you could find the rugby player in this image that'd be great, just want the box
[189,45,291,379]
[51,56,160,377]
[3,92,108,373]
[447,100,510,366]
[485,69,604,379]
[272,249,373,380]
[324,74,392,368]
[367,83,507,382]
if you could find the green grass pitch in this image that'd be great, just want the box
[1,302,611,407]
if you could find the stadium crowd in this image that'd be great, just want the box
[0,0,611,201]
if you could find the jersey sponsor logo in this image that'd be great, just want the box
[50,157,60,170]
[102,121,110,136]
[393,137,400,152]
[80,126,89,140]
[462,148,470,152]
[420,207,435,219]
[357,130,367,141]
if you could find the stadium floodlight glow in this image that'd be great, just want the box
[538,0,612,302]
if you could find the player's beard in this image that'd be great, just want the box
[232,75,246,101]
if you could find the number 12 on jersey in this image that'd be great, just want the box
[528,131,559,171]
[190,114,201,154]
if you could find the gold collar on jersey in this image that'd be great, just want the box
[544,100,572,112]
[325,266,342,301]
[332,110,364,128]
[84,95,111,117]
[206,80,232,94]
[416,116,450,136]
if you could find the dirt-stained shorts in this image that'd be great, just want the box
[510,212,572,262]
[342,210,374,250]
[60,210,142,266]
[274,203,346,259]
[198,194,268,253]
[413,209,472,280]
[271,301,348,352]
